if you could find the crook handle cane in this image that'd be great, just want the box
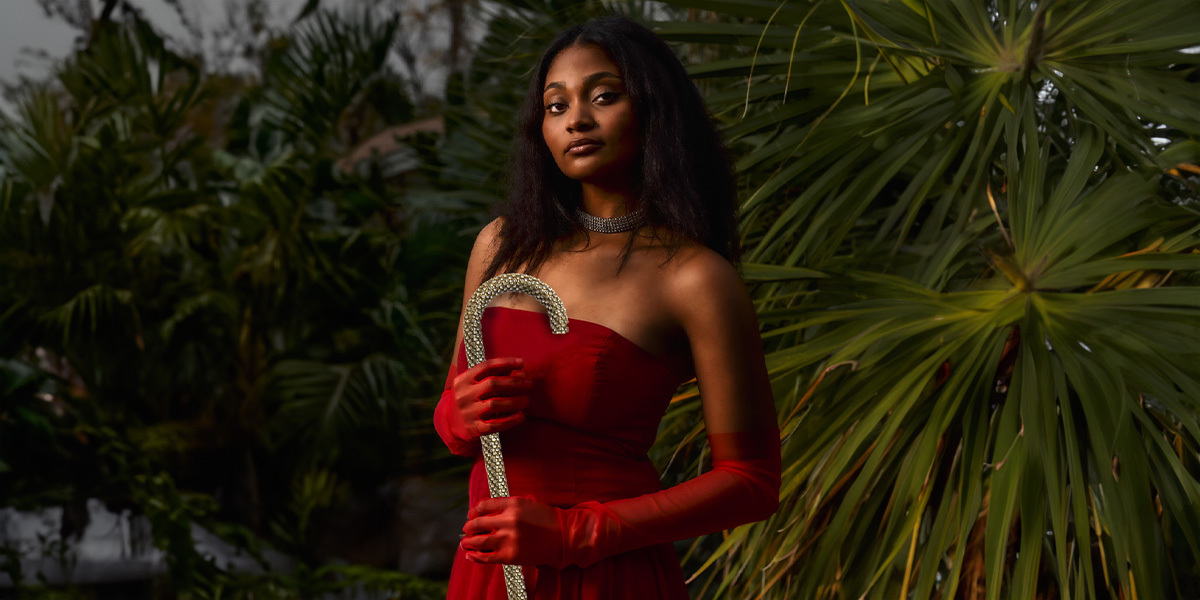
[463,273,569,600]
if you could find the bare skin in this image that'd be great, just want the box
[541,44,640,211]
[449,43,775,438]
[449,42,776,566]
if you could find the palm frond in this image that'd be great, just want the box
[646,1,1200,597]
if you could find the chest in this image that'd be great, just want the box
[476,307,683,435]
[489,245,686,364]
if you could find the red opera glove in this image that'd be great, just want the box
[460,496,565,565]
[433,356,532,456]
[558,428,781,567]
[459,427,781,567]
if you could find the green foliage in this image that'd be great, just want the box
[5,1,1199,598]
[179,563,447,600]
[0,6,472,595]
[445,0,1200,597]
[261,11,407,147]
[648,1,1200,598]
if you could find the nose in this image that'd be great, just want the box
[567,104,595,133]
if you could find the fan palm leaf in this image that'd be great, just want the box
[448,1,1200,595]
[643,1,1200,598]
[261,10,400,149]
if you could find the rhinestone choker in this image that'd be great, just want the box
[576,208,646,233]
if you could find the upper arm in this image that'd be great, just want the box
[451,217,505,370]
[666,250,775,435]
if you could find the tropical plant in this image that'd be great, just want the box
[0,6,468,596]
[450,0,1200,598]
[650,1,1200,598]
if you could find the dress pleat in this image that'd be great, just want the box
[445,307,693,600]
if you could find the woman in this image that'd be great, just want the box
[434,15,780,599]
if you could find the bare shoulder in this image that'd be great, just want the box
[660,245,773,434]
[472,217,505,261]
[452,217,507,369]
[660,243,746,310]
[465,217,506,293]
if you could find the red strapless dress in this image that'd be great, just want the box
[438,306,779,600]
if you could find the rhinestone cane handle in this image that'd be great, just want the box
[463,273,569,600]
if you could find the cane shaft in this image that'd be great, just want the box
[463,273,568,600]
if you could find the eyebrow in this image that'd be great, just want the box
[544,71,622,93]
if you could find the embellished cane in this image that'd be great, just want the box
[463,273,569,600]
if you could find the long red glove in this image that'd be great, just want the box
[460,427,781,567]
[433,356,532,457]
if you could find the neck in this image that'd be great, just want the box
[579,179,635,217]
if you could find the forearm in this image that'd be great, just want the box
[433,365,479,457]
[556,427,781,567]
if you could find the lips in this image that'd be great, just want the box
[565,138,603,155]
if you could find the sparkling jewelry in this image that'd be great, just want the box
[576,208,645,233]
[462,272,568,600]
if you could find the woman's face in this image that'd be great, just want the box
[541,44,640,187]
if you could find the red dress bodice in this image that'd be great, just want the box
[446,306,691,599]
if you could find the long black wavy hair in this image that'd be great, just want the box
[483,15,740,279]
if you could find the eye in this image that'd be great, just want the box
[593,91,622,104]
[545,101,567,115]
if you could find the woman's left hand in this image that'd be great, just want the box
[460,496,564,566]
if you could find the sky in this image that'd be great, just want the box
[0,0,464,115]
[0,0,328,80]
[0,0,309,115]
[0,0,81,85]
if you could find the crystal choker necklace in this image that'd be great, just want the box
[576,208,646,233]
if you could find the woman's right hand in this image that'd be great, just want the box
[437,357,533,452]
